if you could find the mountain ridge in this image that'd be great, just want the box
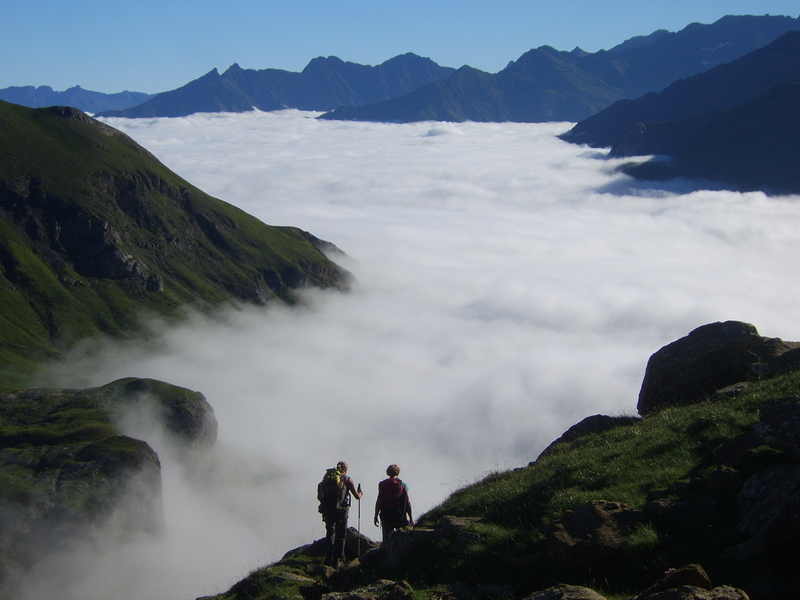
[320,14,800,123]
[97,53,456,118]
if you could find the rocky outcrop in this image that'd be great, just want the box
[523,585,608,600]
[634,565,712,598]
[637,321,800,415]
[544,501,642,570]
[0,377,216,598]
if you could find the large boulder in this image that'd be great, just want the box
[634,564,712,599]
[636,586,749,600]
[637,321,800,415]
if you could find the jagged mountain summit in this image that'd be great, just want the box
[0,85,154,113]
[0,100,348,386]
[97,53,456,118]
[320,14,800,123]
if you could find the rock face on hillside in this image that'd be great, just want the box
[545,501,642,569]
[0,377,216,599]
[538,414,641,458]
[637,321,800,415]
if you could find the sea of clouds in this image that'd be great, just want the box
[21,110,800,599]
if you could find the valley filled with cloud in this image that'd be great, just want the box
[24,110,800,599]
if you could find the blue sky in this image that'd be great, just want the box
[3,1,799,94]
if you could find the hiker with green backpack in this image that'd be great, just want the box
[374,464,413,542]
[317,460,362,568]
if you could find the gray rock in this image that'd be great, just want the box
[634,564,711,599]
[751,395,800,458]
[635,585,749,600]
[637,321,800,415]
[723,464,800,560]
[523,584,608,600]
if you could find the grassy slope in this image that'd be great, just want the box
[0,100,347,388]
[207,370,800,599]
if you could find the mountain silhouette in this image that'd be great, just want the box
[321,15,800,123]
[98,54,455,118]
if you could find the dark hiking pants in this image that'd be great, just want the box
[323,508,348,565]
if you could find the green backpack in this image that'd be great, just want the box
[317,468,348,513]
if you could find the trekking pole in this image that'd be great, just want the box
[357,483,362,557]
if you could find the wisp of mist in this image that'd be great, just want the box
[25,110,800,599]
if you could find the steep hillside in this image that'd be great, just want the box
[98,54,455,118]
[560,29,800,149]
[0,100,348,387]
[205,321,800,600]
[592,14,800,98]
[613,82,800,194]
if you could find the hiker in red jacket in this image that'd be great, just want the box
[373,464,413,542]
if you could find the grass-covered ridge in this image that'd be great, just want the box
[0,100,349,388]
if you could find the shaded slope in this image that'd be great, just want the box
[98,54,455,118]
[0,100,348,385]
[320,49,624,123]
[0,377,217,597]
[615,82,800,194]
[560,29,800,148]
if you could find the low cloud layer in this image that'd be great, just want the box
[25,110,800,599]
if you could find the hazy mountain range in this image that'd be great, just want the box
[3,14,797,124]
[320,14,800,123]
[98,53,456,118]
[0,85,154,114]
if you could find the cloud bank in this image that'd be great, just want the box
[25,110,800,599]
